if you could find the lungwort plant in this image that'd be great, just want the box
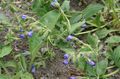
[0,0,120,79]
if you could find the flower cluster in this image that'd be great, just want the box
[63,54,69,65]
[19,15,33,39]
[19,30,33,39]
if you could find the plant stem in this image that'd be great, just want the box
[59,8,71,33]
[103,69,119,78]
[75,21,112,35]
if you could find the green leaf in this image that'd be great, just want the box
[82,4,104,19]
[87,34,99,48]
[112,46,120,68]
[0,46,12,58]
[96,59,108,75]
[61,0,70,11]
[106,36,120,43]
[40,10,60,30]
[70,21,85,33]
[70,14,82,24]
[96,28,117,39]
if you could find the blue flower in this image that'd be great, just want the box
[88,59,96,66]
[69,76,76,79]
[31,64,36,73]
[27,30,33,37]
[19,34,25,39]
[63,59,69,65]
[66,35,74,41]
[21,15,27,20]
[64,54,69,59]
[50,0,59,8]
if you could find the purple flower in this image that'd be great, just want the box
[88,59,96,66]
[66,35,74,41]
[31,64,36,73]
[69,76,76,79]
[63,59,69,65]
[21,15,27,20]
[19,34,25,39]
[27,30,33,37]
[64,54,69,59]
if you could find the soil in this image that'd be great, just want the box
[34,48,83,79]
[70,0,102,11]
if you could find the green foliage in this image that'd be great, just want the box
[40,10,60,30]
[70,21,85,33]
[111,46,120,68]
[0,13,11,26]
[106,36,120,43]
[87,33,99,49]
[96,59,108,75]
[82,4,104,19]
[96,28,117,39]
[0,46,12,58]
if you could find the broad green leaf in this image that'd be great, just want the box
[70,21,85,33]
[32,0,51,16]
[82,4,104,19]
[87,34,99,49]
[96,28,117,39]
[28,34,42,62]
[29,31,49,62]
[40,10,60,30]
[112,46,120,68]
[0,46,12,58]
[96,59,108,75]
[106,36,120,43]
[70,14,82,24]
[61,0,70,11]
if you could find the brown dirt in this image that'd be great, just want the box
[70,0,102,11]
[34,48,83,79]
